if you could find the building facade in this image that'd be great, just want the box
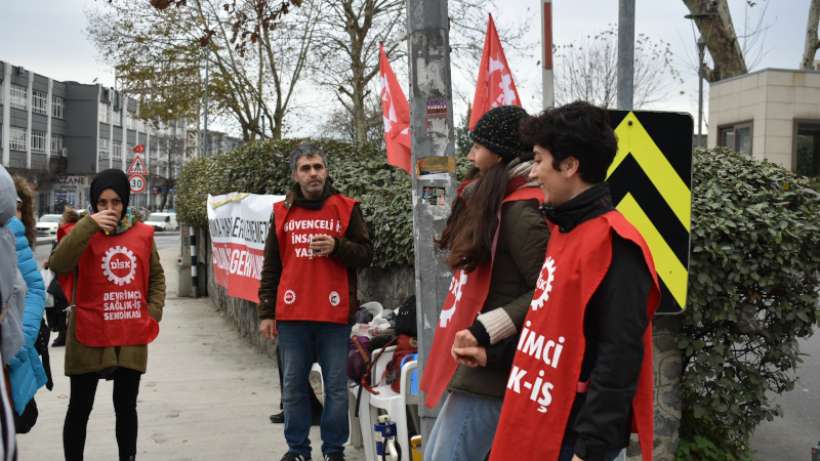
[0,60,242,215]
[708,68,820,179]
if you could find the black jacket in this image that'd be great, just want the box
[490,184,651,461]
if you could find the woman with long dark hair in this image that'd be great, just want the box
[420,106,550,461]
[48,169,165,461]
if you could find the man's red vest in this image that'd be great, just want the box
[273,194,357,324]
[420,187,543,408]
[489,211,659,461]
[73,222,159,347]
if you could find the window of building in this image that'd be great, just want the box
[113,142,123,162]
[99,137,110,158]
[10,127,27,151]
[99,103,110,124]
[718,122,753,156]
[126,112,136,130]
[795,121,820,179]
[10,85,27,110]
[32,90,47,115]
[31,130,46,153]
[52,96,64,119]
[51,134,64,155]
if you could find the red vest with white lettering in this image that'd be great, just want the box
[489,211,659,461]
[74,222,159,347]
[420,187,543,408]
[273,194,357,324]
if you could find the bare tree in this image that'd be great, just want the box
[682,0,748,81]
[802,0,820,69]
[553,26,683,109]
[89,0,319,141]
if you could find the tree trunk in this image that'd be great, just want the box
[801,0,820,69]
[682,0,747,82]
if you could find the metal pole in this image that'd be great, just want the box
[617,0,635,110]
[541,0,554,109]
[189,225,198,298]
[406,0,457,440]
[697,37,706,144]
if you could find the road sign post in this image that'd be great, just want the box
[129,174,146,194]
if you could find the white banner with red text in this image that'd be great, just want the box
[207,192,285,303]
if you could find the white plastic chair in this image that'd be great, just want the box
[356,345,418,461]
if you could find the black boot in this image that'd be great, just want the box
[51,330,66,347]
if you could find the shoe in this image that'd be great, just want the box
[270,411,285,424]
[311,411,321,426]
[51,333,66,347]
[323,453,345,461]
[280,453,311,461]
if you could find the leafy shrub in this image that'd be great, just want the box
[676,148,820,460]
[176,138,414,268]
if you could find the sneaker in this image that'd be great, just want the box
[51,334,66,347]
[280,453,311,461]
[323,453,345,461]
[270,411,285,424]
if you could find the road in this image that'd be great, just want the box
[750,328,820,461]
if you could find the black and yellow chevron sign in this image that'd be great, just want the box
[607,111,693,314]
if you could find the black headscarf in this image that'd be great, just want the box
[90,169,130,214]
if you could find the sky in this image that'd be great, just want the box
[0,0,811,137]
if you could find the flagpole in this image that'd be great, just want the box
[541,0,554,109]
[407,0,457,440]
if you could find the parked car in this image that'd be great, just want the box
[35,214,63,237]
[144,212,178,231]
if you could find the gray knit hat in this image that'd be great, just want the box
[470,106,530,162]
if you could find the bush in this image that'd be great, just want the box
[676,148,820,460]
[176,138,415,268]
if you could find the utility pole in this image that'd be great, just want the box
[697,36,706,145]
[617,0,635,110]
[541,0,555,109]
[407,0,457,439]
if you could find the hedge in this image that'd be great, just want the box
[676,148,820,460]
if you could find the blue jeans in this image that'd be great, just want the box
[424,391,502,461]
[278,321,351,457]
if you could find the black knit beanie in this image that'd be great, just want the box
[470,105,530,163]
[90,169,130,214]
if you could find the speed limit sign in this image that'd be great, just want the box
[129,174,146,193]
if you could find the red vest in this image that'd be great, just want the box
[274,194,357,324]
[74,222,159,347]
[489,211,659,461]
[420,187,543,408]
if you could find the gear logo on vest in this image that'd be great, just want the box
[101,246,138,286]
[284,290,297,305]
[439,269,468,328]
[530,257,556,311]
[329,291,341,307]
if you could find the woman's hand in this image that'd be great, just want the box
[91,210,119,233]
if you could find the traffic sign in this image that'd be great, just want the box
[133,144,145,154]
[128,154,147,175]
[129,174,146,193]
[607,110,693,314]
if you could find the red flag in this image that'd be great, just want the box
[379,44,412,174]
[469,15,522,130]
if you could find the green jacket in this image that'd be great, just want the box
[48,216,166,376]
[448,199,549,398]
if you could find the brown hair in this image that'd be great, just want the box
[12,175,36,248]
[437,163,509,272]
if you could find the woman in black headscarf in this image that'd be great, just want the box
[48,169,166,461]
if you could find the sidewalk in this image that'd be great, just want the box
[18,247,365,460]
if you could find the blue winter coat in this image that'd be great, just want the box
[7,217,47,415]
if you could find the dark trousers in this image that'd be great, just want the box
[63,368,141,461]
